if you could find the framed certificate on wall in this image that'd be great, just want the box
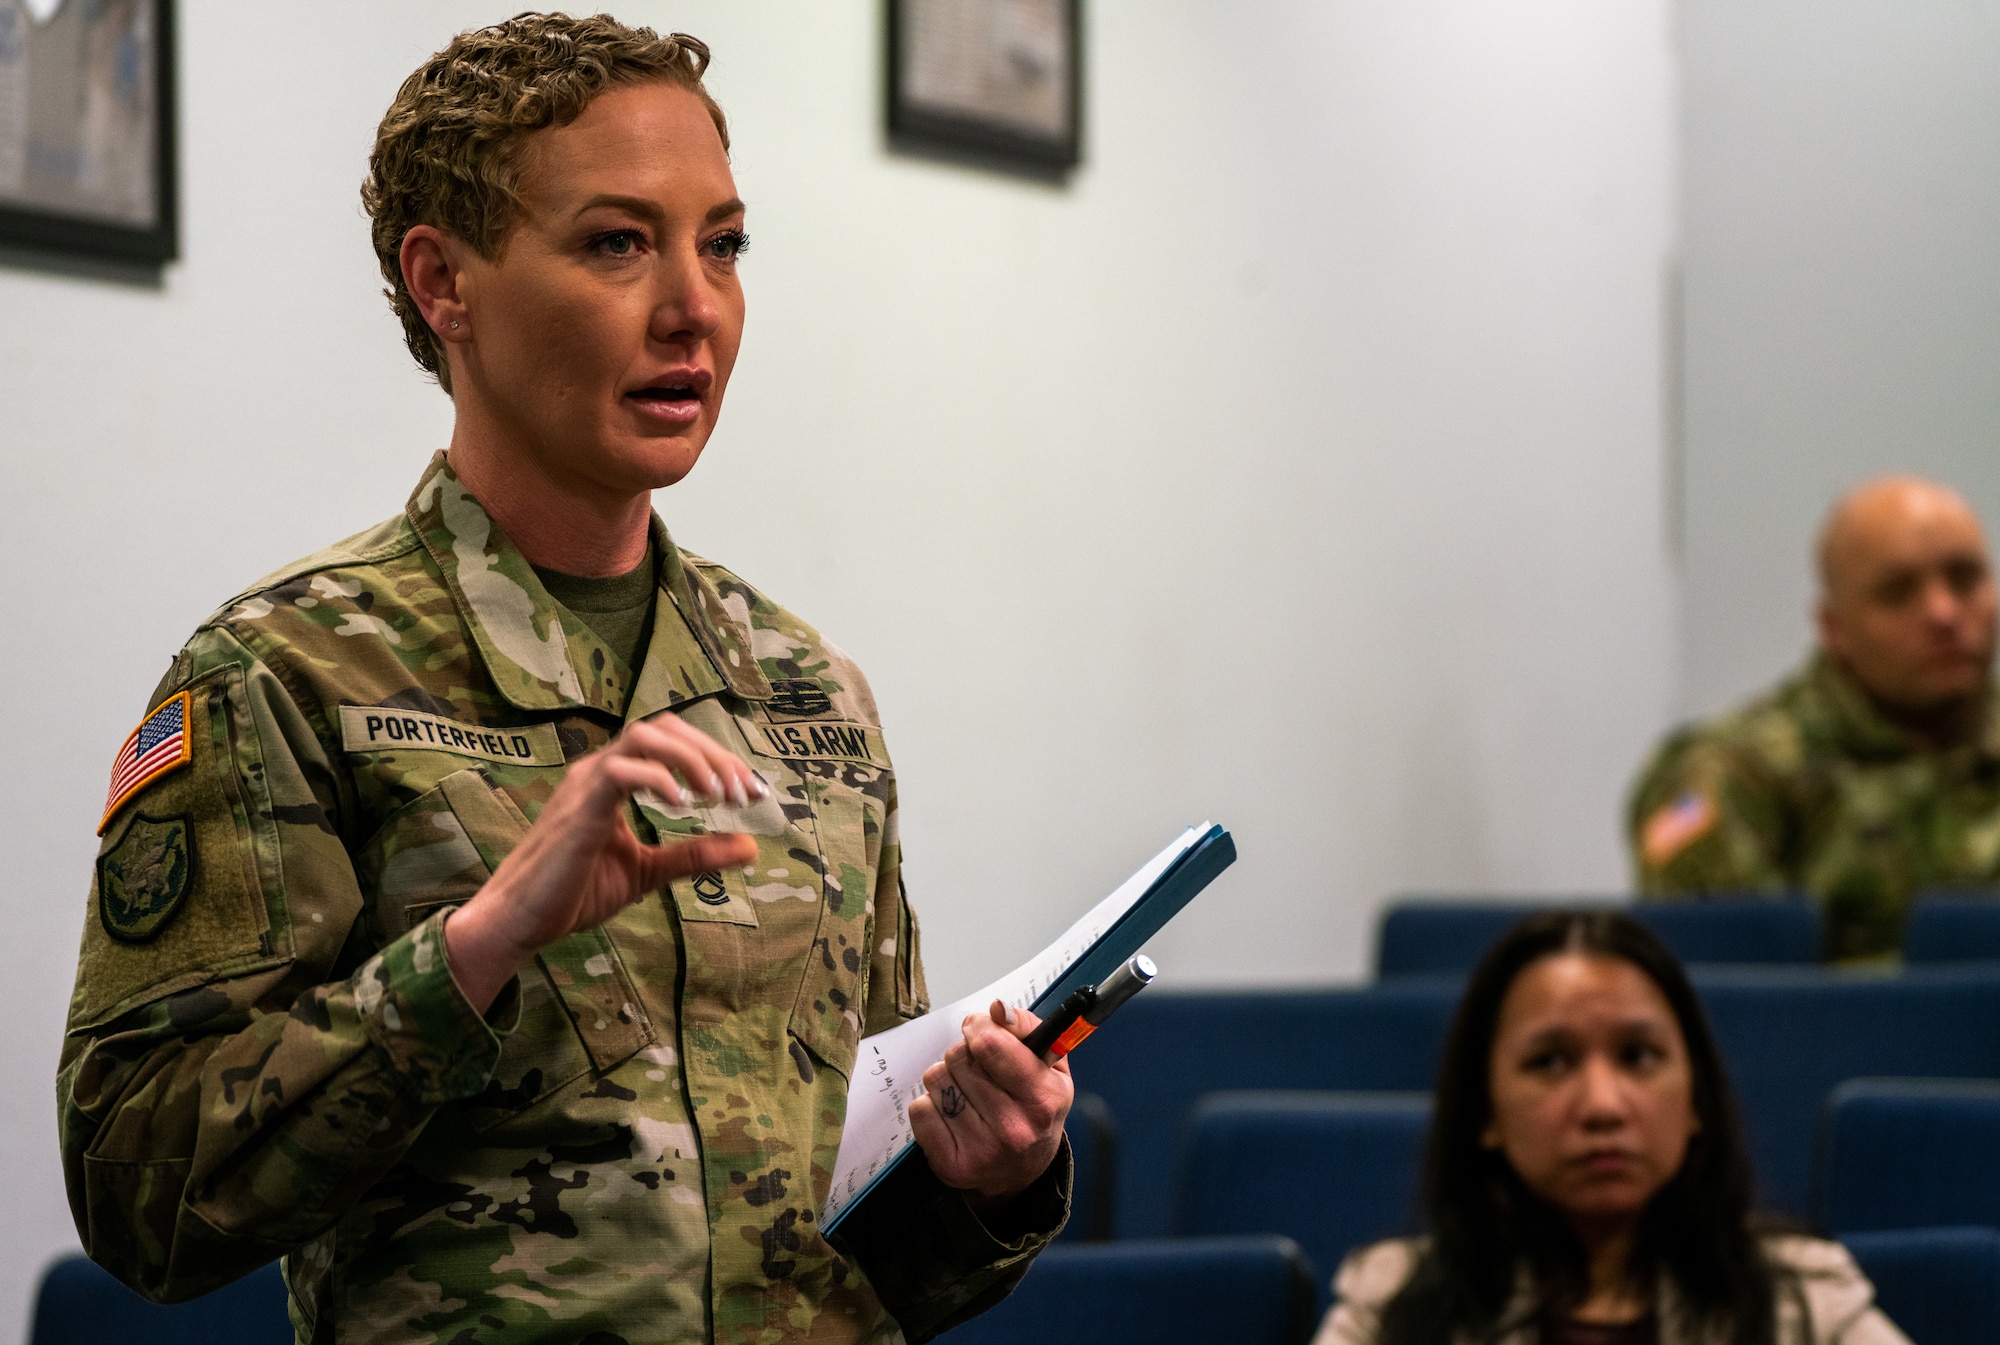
[0,0,177,265]
[887,0,1082,173]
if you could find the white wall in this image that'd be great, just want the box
[0,1,1677,1334]
[1679,0,2000,716]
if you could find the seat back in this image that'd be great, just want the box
[1815,1079,2000,1235]
[934,1236,1317,1345]
[1378,898,1819,977]
[1055,1090,1118,1242]
[1377,902,1552,977]
[1691,964,2000,1214]
[1076,984,1459,1237]
[29,1256,290,1345]
[1906,896,2000,964]
[1843,1227,2000,1345]
[1176,1091,1430,1311]
[1638,900,1821,964]
[1084,967,2000,1235]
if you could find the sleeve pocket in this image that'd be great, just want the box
[75,668,278,1029]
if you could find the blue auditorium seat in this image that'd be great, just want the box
[29,1255,290,1345]
[1056,1090,1118,1242]
[1073,982,1459,1237]
[1639,900,1820,965]
[1815,1078,2000,1235]
[1377,901,1597,976]
[1844,1227,2000,1345]
[1177,1091,1429,1311]
[1084,965,2000,1237]
[934,1236,1317,1345]
[1377,897,1819,977]
[1690,963,2000,1215]
[1906,896,2000,964]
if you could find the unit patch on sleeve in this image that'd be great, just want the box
[98,691,192,834]
[97,812,194,943]
[338,705,567,767]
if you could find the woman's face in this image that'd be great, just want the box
[1482,952,1701,1232]
[450,80,746,495]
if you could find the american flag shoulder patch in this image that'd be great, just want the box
[99,691,194,835]
[1640,789,1718,868]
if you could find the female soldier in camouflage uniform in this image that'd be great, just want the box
[60,17,1071,1344]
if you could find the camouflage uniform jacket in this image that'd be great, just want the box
[1628,652,2000,959]
[59,453,1066,1345]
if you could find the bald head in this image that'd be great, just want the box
[1815,476,1997,721]
[1819,478,1986,596]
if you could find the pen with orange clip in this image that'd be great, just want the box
[1021,955,1158,1063]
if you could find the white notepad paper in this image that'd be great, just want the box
[820,824,1212,1230]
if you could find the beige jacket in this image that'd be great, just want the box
[1314,1236,1913,1345]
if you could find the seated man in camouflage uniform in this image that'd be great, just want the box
[59,17,1070,1344]
[1629,476,2000,959]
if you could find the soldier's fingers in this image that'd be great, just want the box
[963,1040,1069,1156]
[541,745,688,820]
[656,724,764,806]
[907,1093,965,1174]
[979,1001,1068,1071]
[599,755,703,808]
[634,832,758,889]
[939,1042,1036,1147]
[608,720,720,795]
[990,1000,1041,1039]
[979,1000,1072,1076]
[924,1059,1000,1151]
[959,1012,1064,1108]
[607,722,742,801]
[621,718,766,805]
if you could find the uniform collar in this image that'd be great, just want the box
[629,517,773,721]
[1806,651,2000,762]
[405,452,770,719]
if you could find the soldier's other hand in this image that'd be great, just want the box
[445,715,763,1011]
[909,999,1073,1211]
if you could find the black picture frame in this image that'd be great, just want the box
[0,0,178,267]
[886,0,1082,175]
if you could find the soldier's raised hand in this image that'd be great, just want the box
[445,715,763,1011]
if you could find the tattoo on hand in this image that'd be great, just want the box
[940,1084,965,1118]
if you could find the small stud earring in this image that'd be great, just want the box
[449,320,460,330]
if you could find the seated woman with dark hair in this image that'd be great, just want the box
[1317,911,1908,1345]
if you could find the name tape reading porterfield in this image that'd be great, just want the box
[339,705,566,767]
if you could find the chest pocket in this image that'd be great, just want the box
[756,731,887,1082]
[657,700,886,1082]
[789,757,886,1077]
[355,766,656,1127]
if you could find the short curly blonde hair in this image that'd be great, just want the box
[363,13,729,393]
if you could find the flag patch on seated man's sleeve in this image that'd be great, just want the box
[1641,789,1717,867]
[99,691,192,834]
